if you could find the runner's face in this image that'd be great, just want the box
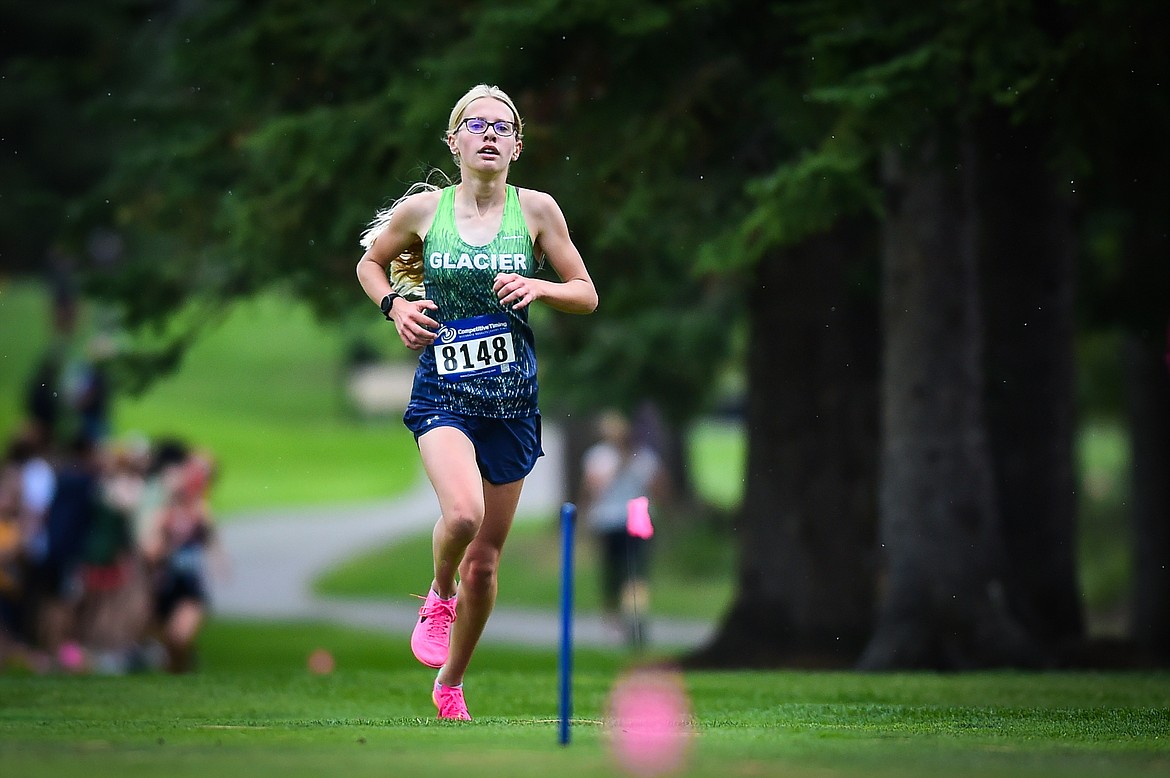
[448,97,521,172]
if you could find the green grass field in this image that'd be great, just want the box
[1,620,1167,778]
[2,278,1160,778]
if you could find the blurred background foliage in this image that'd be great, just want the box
[3,0,1163,411]
[2,0,1166,664]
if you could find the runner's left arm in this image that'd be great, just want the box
[495,191,597,314]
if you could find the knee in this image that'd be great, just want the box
[442,503,484,544]
[459,552,500,595]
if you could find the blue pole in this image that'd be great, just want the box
[558,502,577,746]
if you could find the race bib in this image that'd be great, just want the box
[433,313,517,382]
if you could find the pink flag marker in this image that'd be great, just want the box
[627,495,653,539]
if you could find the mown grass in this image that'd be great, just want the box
[1077,420,1132,616]
[2,280,1165,777]
[1,620,1167,778]
[315,516,736,620]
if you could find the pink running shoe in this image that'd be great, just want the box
[433,682,472,721]
[410,590,457,668]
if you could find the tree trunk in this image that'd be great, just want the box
[687,218,879,668]
[976,111,1084,650]
[858,131,1043,671]
[1124,334,1170,662]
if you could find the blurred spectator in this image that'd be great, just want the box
[7,428,57,566]
[1,264,229,673]
[47,247,80,339]
[579,410,667,649]
[74,444,152,672]
[141,451,221,673]
[24,338,112,452]
[25,354,63,448]
[133,438,191,547]
[27,434,100,655]
[0,431,56,665]
[60,336,113,446]
[0,431,225,675]
[0,442,29,666]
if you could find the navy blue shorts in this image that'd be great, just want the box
[403,406,543,485]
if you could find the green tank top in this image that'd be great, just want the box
[411,185,539,417]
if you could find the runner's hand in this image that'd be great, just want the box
[391,298,439,350]
[494,273,542,310]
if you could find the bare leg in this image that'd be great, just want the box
[165,599,204,673]
[418,427,485,600]
[38,598,74,651]
[437,477,523,688]
[621,579,651,649]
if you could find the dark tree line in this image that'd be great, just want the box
[4,0,1167,668]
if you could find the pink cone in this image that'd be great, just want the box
[307,648,335,675]
[608,669,692,776]
[57,641,87,673]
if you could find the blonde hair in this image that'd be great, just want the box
[359,174,450,298]
[447,83,524,140]
[361,86,523,296]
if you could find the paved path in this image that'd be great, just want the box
[208,425,716,651]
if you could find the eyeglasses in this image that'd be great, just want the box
[457,117,517,137]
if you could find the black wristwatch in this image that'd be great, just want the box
[380,292,401,320]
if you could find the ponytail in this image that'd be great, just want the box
[360,171,452,299]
